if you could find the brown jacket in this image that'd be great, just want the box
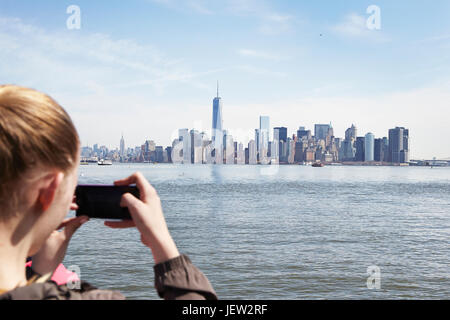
[0,254,217,300]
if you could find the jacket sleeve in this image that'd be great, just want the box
[153,254,218,300]
[0,280,125,300]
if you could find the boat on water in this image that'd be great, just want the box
[98,159,113,166]
[80,161,89,165]
[312,162,325,167]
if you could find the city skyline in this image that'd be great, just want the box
[80,104,427,159]
[82,124,419,165]
[79,87,421,165]
[1,1,450,159]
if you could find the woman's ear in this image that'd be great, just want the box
[37,172,65,212]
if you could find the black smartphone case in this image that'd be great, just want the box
[75,185,140,220]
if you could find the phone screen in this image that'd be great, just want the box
[75,185,140,220]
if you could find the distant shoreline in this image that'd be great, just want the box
[79,161,449,167]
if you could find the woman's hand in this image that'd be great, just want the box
[31,200,89,276]
[104,172,180,264]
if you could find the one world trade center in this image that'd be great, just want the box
[211,82,223,164]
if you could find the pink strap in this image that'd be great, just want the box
[26,262,80,285]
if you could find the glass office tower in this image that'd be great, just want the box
[212,82,223,163]
[259,116,270,156]
[365,132,375,162]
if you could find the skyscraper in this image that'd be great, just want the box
[190,129,203,164]
[402,129,410,163]
[259,116,270,158]
[374,138,384,162]
[274,127,287,162]
[364,132,375,162]
[255,128,260,156]
[314,124,331,141]
[345,124,357,141]
[382,137,389,162]
[211,82,223,164]
[355,137,365,162]
[287,138,296,164]
[294,141,305,163]
[155,146,164,163]
[248,140,257,165]
[388,127,410,163]
[120,133,125,157]
[165,146,172,163]
[340,124,357,161]
[274,127,288,143]
[171,139,183,164]
[340,140,355,161]
[297,127,311,141]
[223,131,234,164]
[236,143,245,164]
[178,128,190,164]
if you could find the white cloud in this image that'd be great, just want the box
[333,13,366,37]
[258,13,293,35]
[266,13,291,23]
[226,0,265,16]
[237,49,281,61]
[187,0,214,15]
[332,13,389,42]
[419,34,450,43]
[0,17,218,95]
[227,0,293,35]
[151,0,214,14]
[235,65,287,78]
[151,0,293,35]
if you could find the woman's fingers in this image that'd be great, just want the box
[70,195,78,211]
[113,175,134,186]
[120,192,141,209]
[62,216,89,239]
[57,217,73,230]
[114,172,157,203]
[119,193,146,225]
[57,216,83,230]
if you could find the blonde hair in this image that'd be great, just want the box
[0,85,79,219]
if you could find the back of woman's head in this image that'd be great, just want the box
[0,85,79,220]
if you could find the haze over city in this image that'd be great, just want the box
[1,0,449,159]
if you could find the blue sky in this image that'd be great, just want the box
[1,0,449,158]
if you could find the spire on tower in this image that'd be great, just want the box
[217,81,219,98]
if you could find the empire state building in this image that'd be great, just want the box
[211,82,223,163]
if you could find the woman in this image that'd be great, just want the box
[0,85,217,300]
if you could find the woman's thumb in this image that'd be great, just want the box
[63,216,89,239]
[120,193,142,211]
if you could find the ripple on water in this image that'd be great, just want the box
[64,165,450,299]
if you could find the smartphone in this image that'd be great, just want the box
[75,185,140,220]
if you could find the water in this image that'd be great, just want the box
[65,164,450,299]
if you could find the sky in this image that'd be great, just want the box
[0,0,449,159]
